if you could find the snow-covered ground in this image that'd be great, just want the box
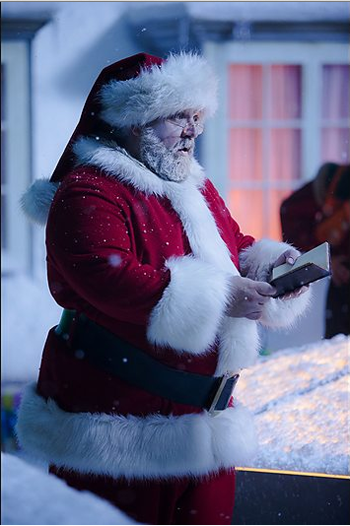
[1,452,139,525]
[235,334,350,476]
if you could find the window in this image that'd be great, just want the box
[1,41,31,273]
[321,64,349,162]
[203,42,349,241]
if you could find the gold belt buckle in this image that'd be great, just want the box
[208,371,239,417]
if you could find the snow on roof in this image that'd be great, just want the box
[2,1,349,22]
[186,1,350,22]
[235,334,350,476]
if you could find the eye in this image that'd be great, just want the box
[193,114,199,123]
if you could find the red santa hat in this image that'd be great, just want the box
[50,52,218,182]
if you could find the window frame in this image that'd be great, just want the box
[1,40,32,274]
[203,41,349,238]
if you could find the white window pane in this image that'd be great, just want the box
[1,129,6,185]
[270,129,302,182]
[228,65,263,120]
[270,65,302,120]
[229,128,263,181]
[322,65,350,120]
[1,41,31,273]
[321,128,350,163]
[1,195,7,250]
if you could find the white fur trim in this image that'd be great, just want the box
[160,179,262,372]
[99,53,218,128]
[147,256,231,354]
[239,239,312,328]
[20,179,60,225]
[16,383,257,480]
[216,317,260,374]
[164,179,239,274]
[239,238,293,283]
[73,137,205,195]
[259,288,312,329]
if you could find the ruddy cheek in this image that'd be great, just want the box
[152,122,179,149]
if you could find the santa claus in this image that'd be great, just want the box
[17,52,310,525]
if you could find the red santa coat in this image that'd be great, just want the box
[17,137,311,480]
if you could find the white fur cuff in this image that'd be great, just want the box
[259,288,312,328]
[239,238,293,283]
[16,383,257,480]
[239,239,312,328]
[147,256,231,355]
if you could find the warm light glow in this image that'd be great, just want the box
[229,128,263,182]
[269,129,301,181]
[270,65,302,120]
[228,64,263,120]
[268,189,291,240]
[227,63,303,241]
[228,190,264,240]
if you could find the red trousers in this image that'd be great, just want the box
[50,466,236,524]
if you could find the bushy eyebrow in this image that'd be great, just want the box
[172,111,200,120]
[172,111,187,119]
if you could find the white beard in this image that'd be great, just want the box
[139,128,194,183]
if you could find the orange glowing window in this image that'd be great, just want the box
[227,64,302,240]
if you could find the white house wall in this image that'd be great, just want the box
[32,2,138,195]
[30,2,139,280]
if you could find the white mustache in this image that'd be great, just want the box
[173,139,194,152]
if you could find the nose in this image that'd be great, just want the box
[181,122,197,139]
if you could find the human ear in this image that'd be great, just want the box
[131,126,141,137]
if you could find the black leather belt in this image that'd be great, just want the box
[55,309,239,415]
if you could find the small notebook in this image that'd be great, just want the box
[269,242,331,297]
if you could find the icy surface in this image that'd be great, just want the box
[235,334,350,475]
[1,452,138,525]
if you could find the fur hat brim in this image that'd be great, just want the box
[99,52,218,128]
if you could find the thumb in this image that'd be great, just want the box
[255,281,277,297]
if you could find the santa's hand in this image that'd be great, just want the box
[226,276,277,320]
[272,248,301,268]
[272,248,310,300]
